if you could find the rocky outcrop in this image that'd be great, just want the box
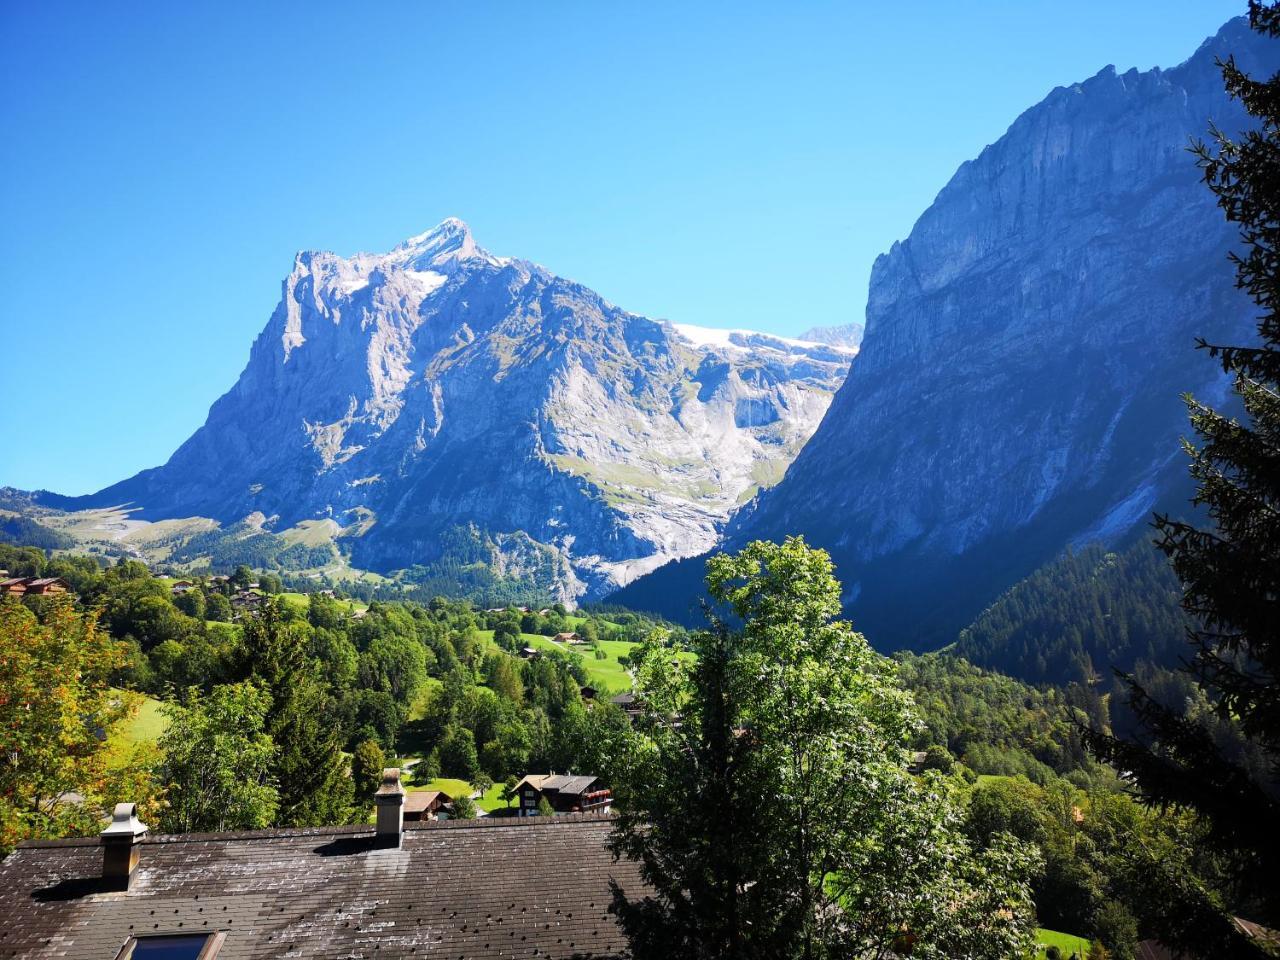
[54,220,850,600]
[614,18,1277,647]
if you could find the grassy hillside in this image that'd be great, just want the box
[1035,928,1091,958]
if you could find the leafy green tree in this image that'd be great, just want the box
[205,591,233,623]
[351,738,387,811]
[439,725,480,781]
[536,795,554,818]
[501,776,519,810]
[0,599,156,852]
[610,538,1038,960]
[230,564,254,590]
[1086,6,1280,953]
[157,682,277,833]
[451,794,477,819]
[173,586,206,620]
[243,599,352,826]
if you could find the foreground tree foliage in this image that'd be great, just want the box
[157,682,277,833]
[609,538,1038,960]
[0,599,157,854]
[1087,4,1280,955]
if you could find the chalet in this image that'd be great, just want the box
[209,574,230,583]
[1135,918,1279,959]
[537,608,554,616]
[519,646,541,660]
[514,773,612,817]
[27,577,71,595]
[0,576,71,597]
[0,577,30,596]
[0,770,640,960]
[610,691,643,722]
[907,751,929,775]
[555,631,584,645]
[170,580,195,595]
[402,789,451,822]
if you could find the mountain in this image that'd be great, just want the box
[798,322,864,350]
[43,220,851,600]
[614,18,1277,647]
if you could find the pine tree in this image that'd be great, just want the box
[242,599,353,827]
[1086,5,1280,955]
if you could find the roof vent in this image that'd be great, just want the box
[101,802,148,889]
[374,768,405,847]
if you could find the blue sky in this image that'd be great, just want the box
[0,1,1244,495]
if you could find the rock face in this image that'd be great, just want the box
[614,18,1277,647]
[59,220,851,599]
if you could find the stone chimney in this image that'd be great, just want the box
[374,768,405,847]
[100,802,148,890]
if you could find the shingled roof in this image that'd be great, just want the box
[0,813,641,959]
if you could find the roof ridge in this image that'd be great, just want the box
[14,810,617,849]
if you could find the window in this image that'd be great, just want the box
[116,933,225,960]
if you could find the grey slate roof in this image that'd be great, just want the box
[0,813,640,959]
[539,777,598,796]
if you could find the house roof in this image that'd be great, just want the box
[403,790,449,812]
[543,776,599,796]
[515,775,600,796]
[0,813,639,959]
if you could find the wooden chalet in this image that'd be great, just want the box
[610,691,642,722]
[519,646,541,660]
[402,789,451,822]
[0,576,71,597]
[514,774,612,817]
[555,631,584,645]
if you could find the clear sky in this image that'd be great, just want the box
[0,0,1244,495]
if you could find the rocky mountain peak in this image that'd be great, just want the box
[390,216,496,271]
[60,219,853,601]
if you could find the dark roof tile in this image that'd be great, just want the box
[0,813,639,959]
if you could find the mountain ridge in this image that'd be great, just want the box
[612,15,1275,646]
[40,220,852,600]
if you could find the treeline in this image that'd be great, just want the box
[896,653,1118,790]
[954,539,1188,687]
[0,542,667,848]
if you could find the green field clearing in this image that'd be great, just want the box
[1035,928,1091,958]
[276,591,368,615]
[411,777,511,813]
[114,691,168,748]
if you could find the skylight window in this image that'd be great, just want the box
[116,933,224,960]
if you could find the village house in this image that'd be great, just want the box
[402,788,451,822]
[555,631,584,645]
[514,774,612,817]
[0,576,72,597]
[169,580,195,595]
[0,770,640,959]
[610,691,643,722]
[519,645,541,660]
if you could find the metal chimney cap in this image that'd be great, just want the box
[101,802,149,841]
